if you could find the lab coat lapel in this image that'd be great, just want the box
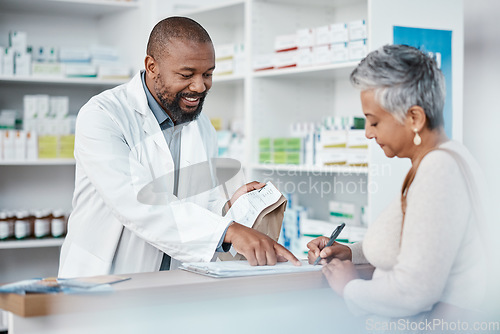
[127,72,171,157]
[126,72,175,200]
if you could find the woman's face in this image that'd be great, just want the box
[361,90,414,159]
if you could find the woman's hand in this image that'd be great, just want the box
[307,237,352,264]
[322,259,359,297]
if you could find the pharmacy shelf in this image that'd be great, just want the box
[264,0,364,6]
[0,76,128,87]
[252,164,368,174]
[0,0,139,17]
[0,159,75,166]
[252,62,358,80]
[0,238,64,250]
[213,74,245,83]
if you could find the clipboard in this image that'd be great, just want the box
[180,260,321,278]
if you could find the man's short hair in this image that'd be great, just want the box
[146,16,212,59]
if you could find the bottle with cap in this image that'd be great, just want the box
[6,210,16,238]
[51,209,66,238]
[34,209,51,238]
[0,211,12,240]
[14,210,31,239]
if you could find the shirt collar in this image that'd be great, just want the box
[141,70,174,129]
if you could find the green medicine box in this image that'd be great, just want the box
[259,152,272,164]
[286,152,301,165]
[273,151,287,164]
[272,138,287,152]
[285,137,301,152]
[258,137,271,151]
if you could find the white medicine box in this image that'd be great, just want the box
[296,28,316,48]
[313,44,333,66]
[331,23,349,44]
[297,47,314,67]
[9,31,27,54]
[253,54,274,71]
[331,43,349,63]
[347,129,369,149]
[274,34,298,52]
[315,25,332,46]
[348,39,368,60]
[274,50,298,69]
[348,20,367,41]
[329,201,356,226]
[215,43,235,61]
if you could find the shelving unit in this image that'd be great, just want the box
[252,164,369,176]
[0,238,64,250]
[0,0,144,286]
[0,76,128,86]
[0,0,140,17]
[166,0,464,226]
[0,0,463,284]
[0,159,75,166]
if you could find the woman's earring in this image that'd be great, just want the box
[413,129,422,146]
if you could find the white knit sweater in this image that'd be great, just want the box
[344,141,488,317]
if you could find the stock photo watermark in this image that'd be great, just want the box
[258,163,393,197]
[365,317,500,333]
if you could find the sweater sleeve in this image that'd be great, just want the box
[343,151,472,317]
[347,242,368,264]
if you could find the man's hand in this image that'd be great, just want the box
[307,237,352,265]
[224,222,301,266]
[223,181,266,214]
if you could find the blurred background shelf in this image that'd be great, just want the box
[0,238,64,250]
[0,0,139,18]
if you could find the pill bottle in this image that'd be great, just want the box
[14,210,31,239]
[6,211,15,238]
[34,209,51,238]
[51,209,66,238]
[0,211,11,240]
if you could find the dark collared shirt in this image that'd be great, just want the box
[140,71,227,270]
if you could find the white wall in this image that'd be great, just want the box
[463,0,500,314]
[463,0,500,222]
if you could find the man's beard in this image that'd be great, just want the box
[157,90,206,125]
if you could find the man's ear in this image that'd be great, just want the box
[407,105,427,132]
[144,55,157,78]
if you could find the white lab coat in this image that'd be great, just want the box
[58,72,231,278]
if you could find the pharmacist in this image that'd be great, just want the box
[59,16,299,278]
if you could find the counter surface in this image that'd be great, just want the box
[0,264,374,334]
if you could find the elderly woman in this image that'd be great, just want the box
[307,44,488,319]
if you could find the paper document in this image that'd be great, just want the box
[225,181,282,228]
[180,260,321,278]
[0,275,130,295]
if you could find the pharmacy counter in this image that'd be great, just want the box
[0,265,374,334]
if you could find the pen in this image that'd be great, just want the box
[313,222,346,266]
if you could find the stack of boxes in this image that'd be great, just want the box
[0,95,75,161]
[253,19,368,71]
[23,94,75,159]
[258,116,369,167]
[214,43,246,76]
[258,137,302,165]
[1,30,130,79]
[1,31,31,76]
